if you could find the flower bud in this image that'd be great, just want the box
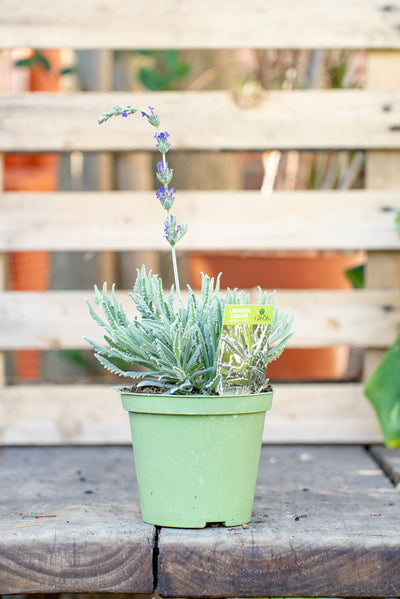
[156,161,173,186]
[154,131,171,153]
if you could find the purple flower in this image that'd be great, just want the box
[154,131,170,141]
[156,187,167,199]
[156,186,175,210]
[154,131,171,154]
[121,111,128,118]
[156,161,173,183]
[141,106,160,127]
[163,213,187,247]
[163,213,176,239]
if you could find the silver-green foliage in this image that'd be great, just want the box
[217,291,293,395]
[85,268,292,395]
[85,267,243,394]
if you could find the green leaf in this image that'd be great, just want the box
[35,51,51,71]
[15,50,53,72]
[164,50,179,69]
[138,67,169,91]
[173,62,191,78]
[60,66,77,76]
[14,58,36,69]
[364,331,400,448]
[346,264,365,289]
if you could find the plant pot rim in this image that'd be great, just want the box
[120,389,273,416]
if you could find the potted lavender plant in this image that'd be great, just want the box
[85,104,293,528]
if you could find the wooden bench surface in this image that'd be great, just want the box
[1,445,399,597]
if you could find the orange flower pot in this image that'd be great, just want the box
[5,50,61,380]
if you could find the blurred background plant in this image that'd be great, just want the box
[133,49,191,91]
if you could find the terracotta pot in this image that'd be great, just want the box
[188,250,365,381]
[4,154,60,192]
[188,250,364,290]
[5,50,61,380]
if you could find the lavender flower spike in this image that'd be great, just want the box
[97,103,187,300]
[156,186,176,210]
[156,161,173,186]
[164,214,188,247]
[97,104,139,124]
[154,131,171,153]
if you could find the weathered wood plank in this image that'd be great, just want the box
[2,90,400,152]
[370,445,400,486]
[0,383,382,445]
[0,289,398,350]
[267,383,381,444]
[0,446,155,594]
[1,0,400,49]
[157,445,400,598]
[0,152,6,386]
[1,190,400,251]
[364,50,400,378]
[2,446,399,596]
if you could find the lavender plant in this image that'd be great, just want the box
[217,291,293,394]
[85,104,292,394]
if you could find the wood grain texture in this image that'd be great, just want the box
[364,50,400,378]
[1,0,400,49]
[0,289,398,350]
[2,446,398,596]
[157,445,400,598]
[0,446,155,594]
[2,90,400,152]
[1,190,400,252]
[0,384,129,445]
[0,383,382,445]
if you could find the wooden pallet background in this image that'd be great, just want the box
[1,0,400,444]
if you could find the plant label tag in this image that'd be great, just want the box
[223,304,274,326]
[217,304,274,395]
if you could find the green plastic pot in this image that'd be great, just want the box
[121,390,273,528]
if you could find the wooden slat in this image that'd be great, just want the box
[2,90,400,152]
[2,446,399,595]
[157,445,400,598]
[0,289,398,350]
[364,51,400,378]
[1,190,400,252]
[0,446,155,594]
[0,152,6,385]
[0,383,381,445]
[76,50,117,286]
[1,0,400,50]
